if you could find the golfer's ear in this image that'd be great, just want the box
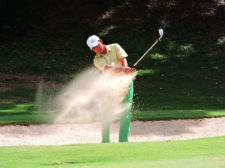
[99,40,103,44]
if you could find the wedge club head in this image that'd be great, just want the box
[158,28,164,38]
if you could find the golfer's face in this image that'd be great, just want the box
[92,43,104,54]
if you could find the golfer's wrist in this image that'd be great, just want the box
[122,67,132,74]
[104,65,131,73]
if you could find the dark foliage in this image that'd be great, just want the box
[0,0,224,43]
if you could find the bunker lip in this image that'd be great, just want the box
[0,116,223,127]
[0,117,225,146]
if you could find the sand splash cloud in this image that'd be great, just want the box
[36,67,136,124]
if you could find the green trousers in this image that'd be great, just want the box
[102,81,133,143]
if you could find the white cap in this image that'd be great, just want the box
[86,35,100,50]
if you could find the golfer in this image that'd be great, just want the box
[86,35,133,143]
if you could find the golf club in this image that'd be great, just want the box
[133,28,164,67]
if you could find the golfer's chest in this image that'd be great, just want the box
[101,54,118,64]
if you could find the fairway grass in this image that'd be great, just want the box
[80,157,225,168]
[0,136,225,168]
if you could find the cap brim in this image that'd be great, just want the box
[90,41,99,50]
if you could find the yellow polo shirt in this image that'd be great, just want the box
[94,43,128,71]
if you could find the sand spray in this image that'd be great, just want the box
[36,67,136,124]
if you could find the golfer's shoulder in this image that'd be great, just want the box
[107,43,123,50]
[107,43,121,47]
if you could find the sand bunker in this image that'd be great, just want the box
[0,117,225,146]
[1,71,225,146]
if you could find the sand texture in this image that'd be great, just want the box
[0,117,225,146]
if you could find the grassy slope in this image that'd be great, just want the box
[0,63,224,124]
[133,70,225,120]
[0,2,224,124]
[0,136,225,168]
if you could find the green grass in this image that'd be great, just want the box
[134,109,225,120]
[0,136,225,168]
[0,104,54,124]
[132,73,225,120]
[0,9,224,124]
[0,66,225,124]
[0,86,58,124]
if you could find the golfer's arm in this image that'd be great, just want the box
[103,58,131,73]
[104,65,122,72]
[120,58,128,67]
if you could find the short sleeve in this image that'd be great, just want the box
[115,43,128,59]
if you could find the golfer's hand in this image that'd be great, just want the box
[123,67,134,74]
[104,65,112,71]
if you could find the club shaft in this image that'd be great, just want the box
[133,35,163,67]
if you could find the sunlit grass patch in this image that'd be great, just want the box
[177,43,194,54]
[137,69,156,76]
[133,109,225,120]
[82,156,225,168]
[0,136,225,168]
[0,103,55,124]
[217,36,225,46]
[150,53,167,60]
[0,103,35,113]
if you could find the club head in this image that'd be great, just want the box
[158,28,164,37]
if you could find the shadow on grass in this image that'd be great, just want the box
[133,74,225,119]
